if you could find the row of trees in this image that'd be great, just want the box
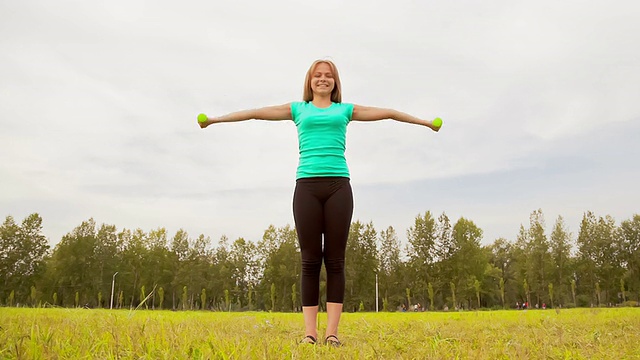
[1,210,639,311]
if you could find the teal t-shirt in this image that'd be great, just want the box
[290,101,354,179]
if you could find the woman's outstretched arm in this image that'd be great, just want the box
[351,105,441,132]
[198,103,292,128]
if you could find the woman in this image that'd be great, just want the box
[198,59,441,346]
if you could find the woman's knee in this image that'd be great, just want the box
[324,257,345,274]
[301,258,322,275]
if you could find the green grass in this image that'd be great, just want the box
[1,308,639,359]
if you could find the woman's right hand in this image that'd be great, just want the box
[198,117,214,129]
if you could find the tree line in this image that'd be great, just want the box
[1,210,638,311]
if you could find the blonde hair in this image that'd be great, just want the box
[302,60,342,103]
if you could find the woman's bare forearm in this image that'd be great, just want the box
[198,104,292,128]
[213,109,262,123]
[388,109,430,126]
[391,110,440,131]
[352,105,441,131]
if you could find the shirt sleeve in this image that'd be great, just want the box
[342,103,354,122]
[290,102,303,124]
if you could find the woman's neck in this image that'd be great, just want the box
[311,95,332,108]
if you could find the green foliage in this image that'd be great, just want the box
[200,288,206,310]
[499,278,505,309]
[427,282,434,311]
[345,221,378,312]
[270,284,276,312]
[378,226,402,310]
[620,215,640,300]
[550,216,571,305]
[2,209,639,311]
[406,213,437,307]
[0,214,49,305]
[525,210,551,306]
[576,212,622,307]
[291,283,297,312]
[407,212,437,269]
[158,287,164,310]
[234,285,241,308]
[474,278,481,309]
[30,286,37,307]
[576,294,592,307]
[182,286,188,310]
[450,282,456,308]
[438,217,486,310]
[258,225,299,312]
[140,286,147,309]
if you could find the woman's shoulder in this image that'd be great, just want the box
[290,101,310,111]
[334,102,354,108]
[334,102,354,117]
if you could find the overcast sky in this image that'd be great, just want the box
[1,0,639,250]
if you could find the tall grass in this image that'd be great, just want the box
[1,308,639,359]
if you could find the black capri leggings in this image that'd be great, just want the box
[293,177,353,306]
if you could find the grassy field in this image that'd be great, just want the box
[1,307,639,359]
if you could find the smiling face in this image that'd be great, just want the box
[302,60,342,103]
[310,62,335,97]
